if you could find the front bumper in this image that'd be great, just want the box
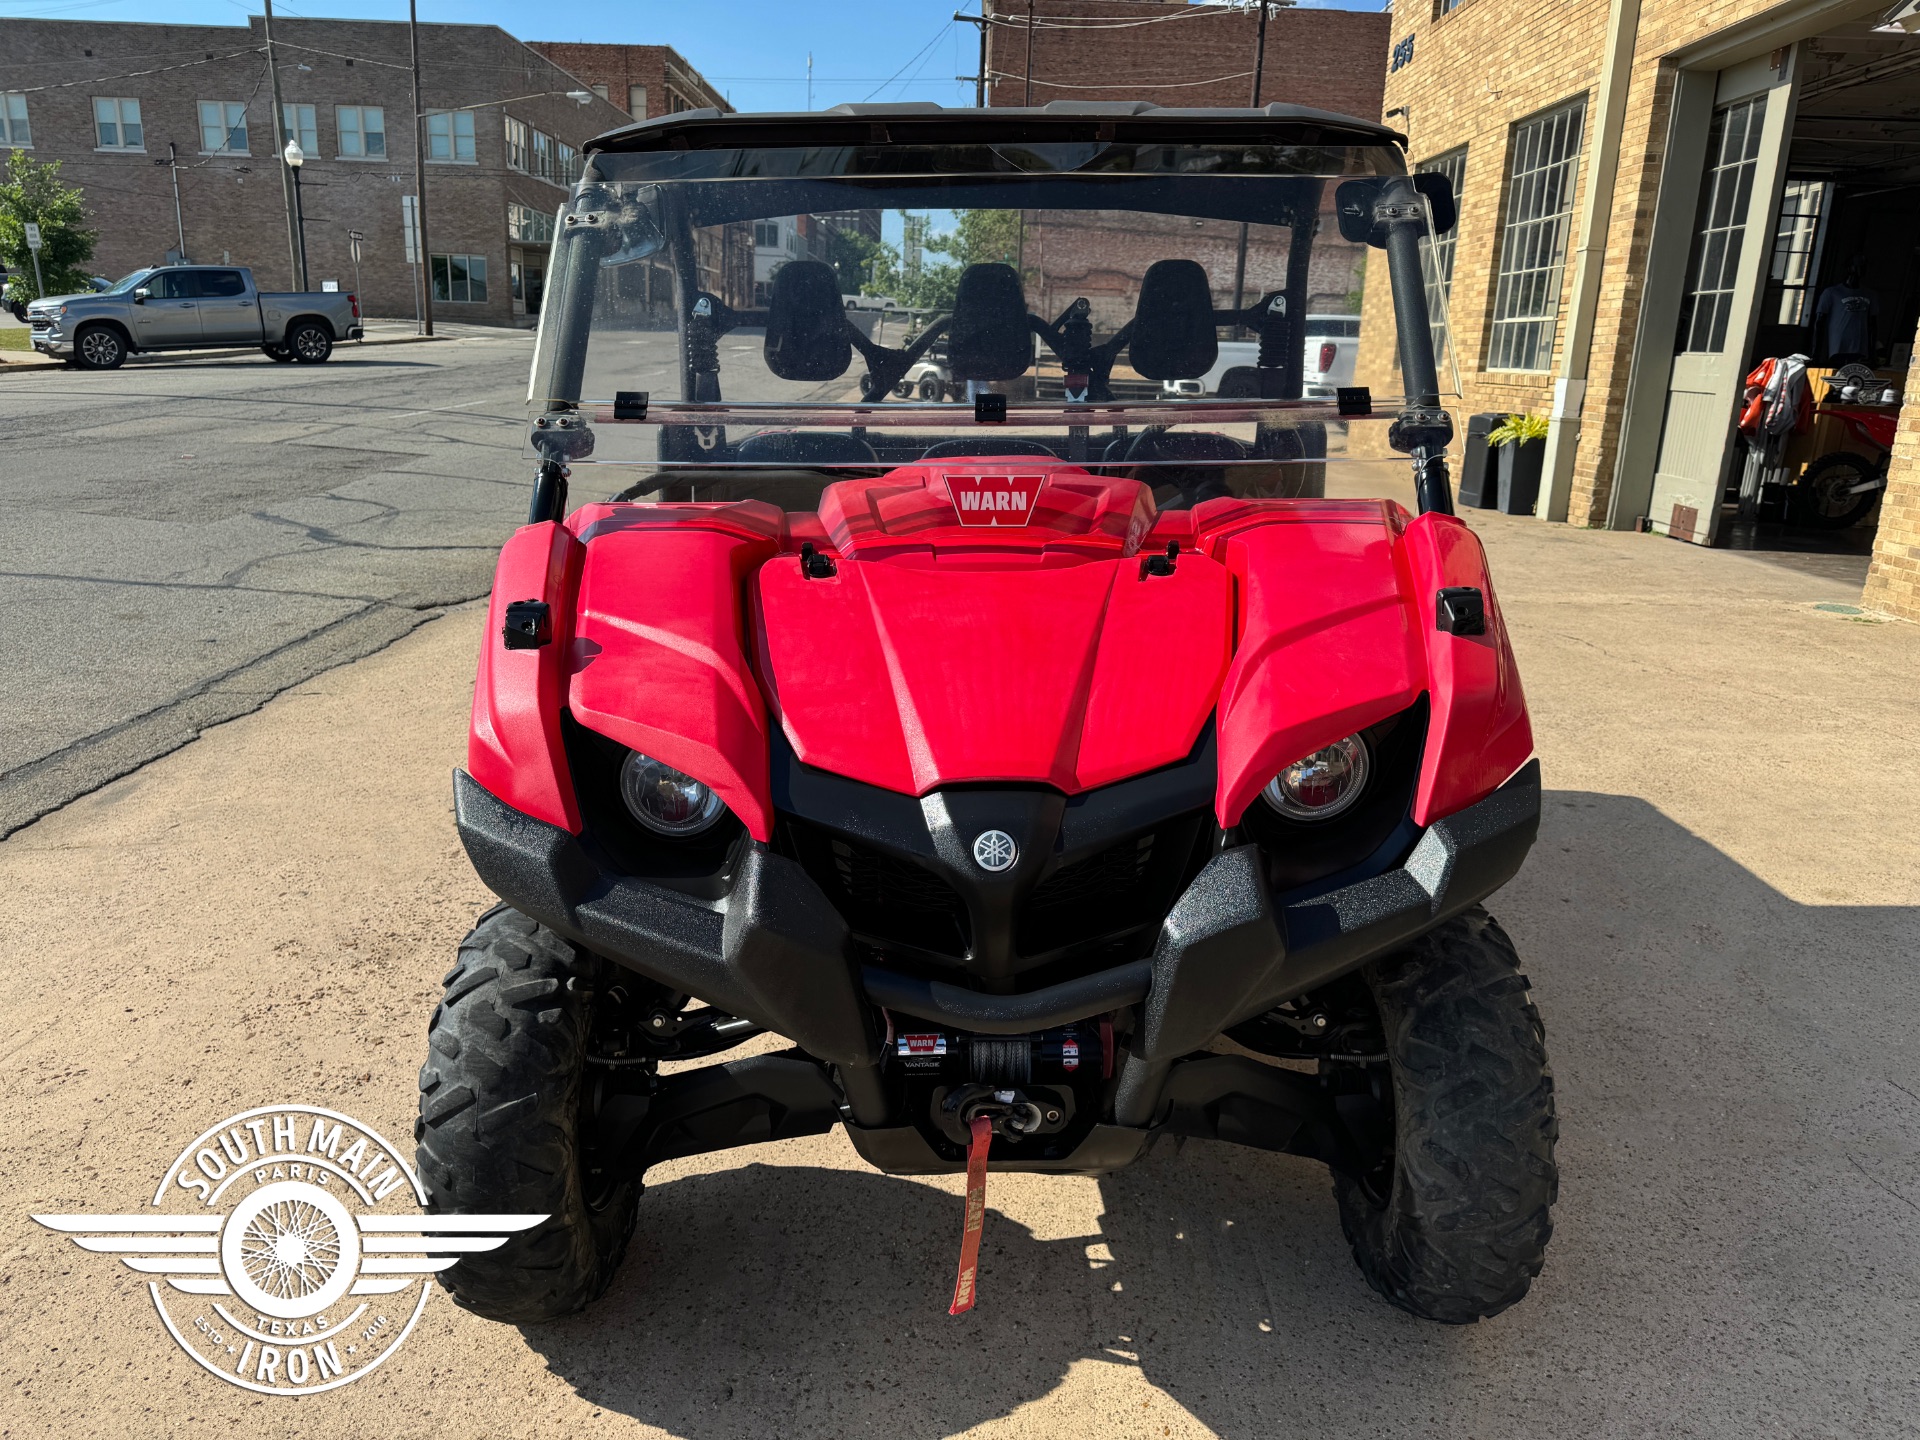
[452,758,1539,1065]
[30,324,70,355]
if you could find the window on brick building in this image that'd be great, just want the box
[505,116,530,173]
[1487,98,1585,372]
[1418,147,1467,373]
[753,220,781,248]
[335,105,386,160]
[282,103,317,154]
[431,253,489,304]
[197,101,249,155]
[509,203,556,244]
[628,85,647,117]
[557,142,580,186]
[590,83,609,101]
[1431,0,1467,17]
[1674,96,1766,353]
[532,129,554,183]
[426,109,476,163]
[1,92,32,148]
[93,97,143,151]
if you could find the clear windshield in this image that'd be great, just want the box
[105,270,155,296]
[530,140,1435,511]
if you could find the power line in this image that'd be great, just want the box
[8,45,264,93]
[988,68,1255,90]
[863,18,956,101]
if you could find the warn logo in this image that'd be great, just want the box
[945,473,1045,527]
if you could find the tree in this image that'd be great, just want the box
[860,209,1031,312]
[0,151,99,304]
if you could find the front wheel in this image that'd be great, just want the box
[918,376,943,401]
[287,321,333,363]
[1790,451,1881,530]
[415,905,639,1322]
[1334,907,1558,1323]
[74,324,127,370]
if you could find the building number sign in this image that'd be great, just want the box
[1390,34,1416,73]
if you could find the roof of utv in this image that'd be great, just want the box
[582,100,1408,158]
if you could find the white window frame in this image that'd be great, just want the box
[335,105,386,160]
[1,92,31,148]
[93,96,144,152]
[531,129,553,184]
[425,109,476,164]
[431,252,489,304]
[281,103,317,154]
[627,84,647,118]
[197,100,249,156]
[504,115,530,173]
[1417,147,1468,375]
[508,203,555,245]
[1486,98,1587,373]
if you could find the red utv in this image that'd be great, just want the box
[417,103,1556,1326]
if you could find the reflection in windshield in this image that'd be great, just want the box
[105,270,155,295]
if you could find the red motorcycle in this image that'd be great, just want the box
[1795,385,1896,530]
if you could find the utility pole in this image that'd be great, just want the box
[1024,0,1035,106]
[954,7,988,106]
[409,0,434,337]
[807,53,814,110]
[262,0,305,292]
[1231,0,1272,331]
[155,142,187,260]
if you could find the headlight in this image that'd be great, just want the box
[1261,734,1370,820]
[619,751,726,836]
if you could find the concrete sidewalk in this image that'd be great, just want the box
[1,512,1916,1438]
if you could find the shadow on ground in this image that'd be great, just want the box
[515,791,1920,1440]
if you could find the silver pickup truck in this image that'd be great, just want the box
[27,265,362,370]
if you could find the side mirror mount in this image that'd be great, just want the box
[1413,171,1457,236]
[132,287,150,304]
[1336,174,1456,247]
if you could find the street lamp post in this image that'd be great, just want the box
[283,140,309,291]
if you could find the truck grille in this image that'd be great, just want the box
[1017,832,1162,957]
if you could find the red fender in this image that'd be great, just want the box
[1399,512,1533,824]
[468,520,585,832]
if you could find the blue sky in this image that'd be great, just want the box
[0,0,1389,115]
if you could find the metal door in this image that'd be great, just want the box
[132,269,202,346]
[192,269,259,342]
[1647,57,1798,545]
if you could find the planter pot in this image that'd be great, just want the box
[1497,437,1546,515]
[1457,413,1507,508]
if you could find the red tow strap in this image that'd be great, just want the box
[948,1114,993,1315]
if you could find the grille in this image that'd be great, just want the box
[1017,832,1161,957]
[788,823,971,959]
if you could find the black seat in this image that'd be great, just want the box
[948,263,1032,381]
[734,431,878,468]
[921,438,1058,460]
[1128,259,1219,382]
[764,260,852,381]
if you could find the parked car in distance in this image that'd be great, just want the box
[1159,315,1362,398]
[26,265,362,370]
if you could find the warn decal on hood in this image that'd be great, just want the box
[945,473,1045,527]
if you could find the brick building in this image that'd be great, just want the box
[1362,0,1920,621]
[0,17,683,325]
[523,42,729,120]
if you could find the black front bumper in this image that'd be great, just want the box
[452,758,1539,1073]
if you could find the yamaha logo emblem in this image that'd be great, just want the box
[972,830,1018,872]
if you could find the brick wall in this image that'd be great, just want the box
[522,43,728,120]
[982,0,1389,116]
[1863,308,1920,621]
[0,17,631,324]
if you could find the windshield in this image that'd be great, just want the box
[105,270,156,295]
[530,139,1446,512]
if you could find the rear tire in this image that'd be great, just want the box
[415,905,639,1323]
[1790,452,1880,530]
[287,321,333,363]
[918,376,941,400]
[1334,907,1558,1323]
[75,324,127,370]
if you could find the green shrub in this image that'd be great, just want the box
[1488,412,1550,446]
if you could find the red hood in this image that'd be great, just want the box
[470,465,1531,845]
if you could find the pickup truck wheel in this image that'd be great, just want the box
[287,321,333,364]
[917,376,941,400]
[262,344,295,363]
[75,324,127,370]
